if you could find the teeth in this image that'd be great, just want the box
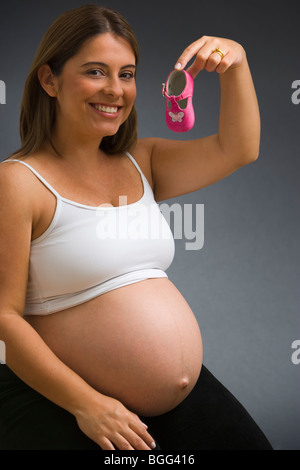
[92,104,118,113]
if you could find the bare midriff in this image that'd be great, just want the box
[26,277,203,417]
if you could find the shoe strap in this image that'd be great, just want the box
[162,83,192,101]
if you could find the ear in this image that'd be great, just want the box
[37,64,58,97]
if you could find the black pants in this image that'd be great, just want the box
[0,364,273,450]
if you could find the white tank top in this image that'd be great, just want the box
[4,152,175,315]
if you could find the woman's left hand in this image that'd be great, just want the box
[174,36,245,77]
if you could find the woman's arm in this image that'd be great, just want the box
[0,312,154,450]
[0,163,155,451]
[147,36,260,202]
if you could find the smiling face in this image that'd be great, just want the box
[51,33,137,143]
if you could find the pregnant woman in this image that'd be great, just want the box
[0,5,272,450]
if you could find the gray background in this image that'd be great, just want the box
[0,0,299,450]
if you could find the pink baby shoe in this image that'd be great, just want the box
[162,69,195,132]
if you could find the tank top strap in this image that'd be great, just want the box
[125,151,155,200]
[1,159,61,199]
[125,152,145,178]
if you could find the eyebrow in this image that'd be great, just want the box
[80,62,136,69]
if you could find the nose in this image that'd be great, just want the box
[103,75,124,98]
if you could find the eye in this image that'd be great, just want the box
[86,69,104,77]
[120,71,135,80]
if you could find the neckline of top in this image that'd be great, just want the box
[6,152,147,210]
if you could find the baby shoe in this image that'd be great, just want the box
[162,69,194,132]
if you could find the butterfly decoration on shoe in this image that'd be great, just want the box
[168,111,185,122]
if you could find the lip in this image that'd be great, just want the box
[89,102,122,118]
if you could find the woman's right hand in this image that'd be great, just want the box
[75,394,156,450]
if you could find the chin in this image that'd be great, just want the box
[93,125,120,141]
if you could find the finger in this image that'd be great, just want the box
[129,418,156,449]
[175,37,208,76]
[113,433,135,451]
[187,42,228,76]
[205,50,225,73]
[125,429,153,450]
[98,436,116,450]
[215,49,235,74]
[136,427,156,449]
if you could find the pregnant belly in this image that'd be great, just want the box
[26,278,203,416]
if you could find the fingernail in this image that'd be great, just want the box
[151,441,156,449]
[142,422,148,429]
[175,62,182,70]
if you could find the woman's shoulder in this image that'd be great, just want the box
[130,137,159,156]
[0,153,43,207]
[0,153,32,182]
[0,154,27,183]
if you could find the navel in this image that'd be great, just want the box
[179,377,189,389]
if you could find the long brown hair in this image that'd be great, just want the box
[16,4,139,156]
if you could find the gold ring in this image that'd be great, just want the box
[213,48,225,59]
